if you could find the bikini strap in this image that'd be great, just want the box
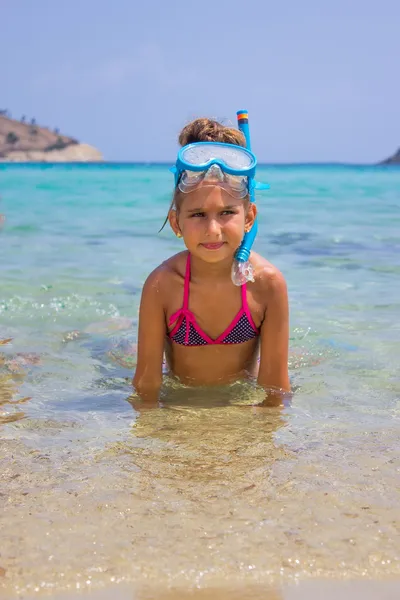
[240,281,258,332]
[186,256,247,311]
[184,255,248,313]
[240,281,248,309]
[182,253,191,310]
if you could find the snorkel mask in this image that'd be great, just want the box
[170,110,269,285]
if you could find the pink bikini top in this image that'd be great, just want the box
[168,254,260,347]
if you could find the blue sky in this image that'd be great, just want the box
[2,0,399,162]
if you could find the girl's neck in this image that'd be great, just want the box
[189,252,234,282]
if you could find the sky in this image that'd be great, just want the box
[2,0,400,163]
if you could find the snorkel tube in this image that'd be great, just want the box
[231,110,260,286]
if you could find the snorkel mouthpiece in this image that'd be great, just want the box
[232,216,258,284]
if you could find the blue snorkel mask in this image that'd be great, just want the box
[170,110,269,285]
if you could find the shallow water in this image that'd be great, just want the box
[0,164,399,597]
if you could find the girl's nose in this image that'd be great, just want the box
[205,217,222,237]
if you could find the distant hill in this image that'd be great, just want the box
[379,148,400,165]
[0,111,102,162]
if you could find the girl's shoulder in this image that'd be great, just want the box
[143,251,188,291]
[249,252,288,298]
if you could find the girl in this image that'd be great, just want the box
[133,118,290,405]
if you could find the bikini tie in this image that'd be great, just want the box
[169,308,196,344]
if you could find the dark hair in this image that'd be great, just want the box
[159,118,246,232]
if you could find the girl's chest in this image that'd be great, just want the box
[167,281,264,339]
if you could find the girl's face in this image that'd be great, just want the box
[169,185,256,263]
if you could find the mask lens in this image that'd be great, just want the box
[180,143,254,171]
[178,167,248,198]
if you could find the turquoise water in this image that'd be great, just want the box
[1,164,400,597]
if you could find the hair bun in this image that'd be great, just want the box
[178,118,246,147]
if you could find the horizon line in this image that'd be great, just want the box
[1,160,397,167]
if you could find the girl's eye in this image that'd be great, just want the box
[189,210,236,218]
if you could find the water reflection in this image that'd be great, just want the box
[0,338,36,424]
[111,386,290,512]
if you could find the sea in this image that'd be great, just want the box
[0,163,399,599]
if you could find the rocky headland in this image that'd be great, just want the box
[379,148,400,165]
[0,111,102,162]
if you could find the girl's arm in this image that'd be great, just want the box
[132,270,166,403]
[257,270,291,405]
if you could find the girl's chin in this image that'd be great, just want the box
[194,245,237,263]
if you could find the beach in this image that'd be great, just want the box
[1,163,399,598]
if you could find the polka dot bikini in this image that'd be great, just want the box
[168,254,259,346]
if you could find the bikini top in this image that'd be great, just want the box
[168,254,260,347]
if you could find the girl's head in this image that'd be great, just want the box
[167,118,257,263]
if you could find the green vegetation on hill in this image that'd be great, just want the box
[0,110,78,158]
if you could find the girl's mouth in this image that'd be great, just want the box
[201,242,225,250]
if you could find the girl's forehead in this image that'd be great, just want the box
[181,188,243,211]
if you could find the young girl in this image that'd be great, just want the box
[133,117,290,405]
